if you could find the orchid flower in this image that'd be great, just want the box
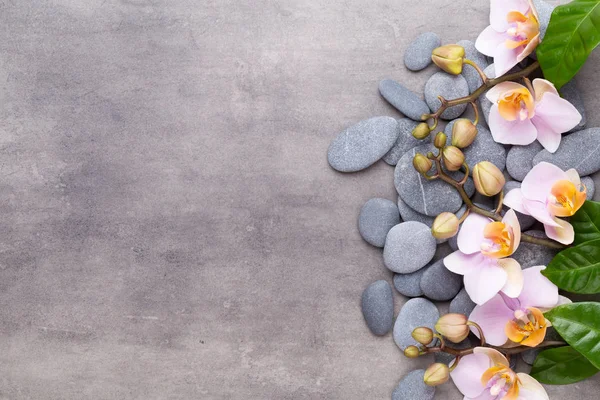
[504,162,586,245]
[451,347,549,400]
[444,210,523,306]
[476,0,540,77]
[469,266,559,347]
[485,79,582,152]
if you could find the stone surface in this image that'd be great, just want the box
[420,259,463,301]
[507,142,544,181]
[384,222,436,273]
[383,118,428,166]
[392,370,436,400]
[358,198,400,247]
[404,32,441,72]
[393,270,426,298]
[533,128,600,176]
[512,230,560,269]
[583,176,596,200]
[361,280,394,336]
[560,79,587,132]
[533,0,554,40]
[327,117,399,172]
[445,121,506,172]
[458,39,489,93]
[393,298,440,350]
[449,288,477,318]
[397,196,435,227]
[379,79,431,121]
[425,72,469,120]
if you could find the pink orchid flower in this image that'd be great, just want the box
[476,0,540,77]
[451,347,549,400]
[469,266,559,347]
[444,210,523,306]
[485,79,582,152]
[504,162,587,245]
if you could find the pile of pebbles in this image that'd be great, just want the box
[327,1,598,398]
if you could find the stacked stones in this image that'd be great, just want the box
[327,1,599,398]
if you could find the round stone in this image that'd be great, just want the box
[449,288,476,317]
[379,79,431,121]
[393,269,426,298]
[327,117,399,172]
[512,230,560,269]
[358,198,400,247]
[424,72,469,120]
[404,32,441,72]
[384,118,430,166]
[583,176,595,200]
[420,259,463,301]
[560,80,586,132]
[361,280,394,336]
[506,142,544,181]
[384,222,436,274]
[393,297,440,350]
[445,121,506,172]
[533,128,600,177]
[392,370,436,400]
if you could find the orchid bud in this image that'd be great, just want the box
[412,327,434,346]
[412,123,431,140]
[442,146,464,172]
[473,161,505,197]
[404,345,420,359]
[435,313,470,343]
[424,363,450,387]
[413,153,433,174]
[433,132,447,149]
[451,119,478,148]
[431,212,460,240]
[431,44,465,75]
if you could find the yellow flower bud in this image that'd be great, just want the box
[412,327,434,346]
[435,313,470,343]
[424,363,450,387]
[413,153,433,174]
[451,119,478,148]
[431,44,465,75]
[434,132,447,149]
[442,146,464,172]
[431,212,460,240]
[473,161,506,197]
[412,123,431,140]
[404,345,421,359]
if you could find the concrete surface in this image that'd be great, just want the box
[0,0,598,399]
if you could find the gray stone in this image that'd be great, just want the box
[435,337,474,365]
[393,297,440,350]
[397,196,435,227]
[425,72,469,120]
[504,180,522,194]
[502,182,537,231]
[512,230,559,269]
[379,79,431,121]
[449,234,458,251]
[392,370,436,400]
[384,118,430,166]
[533,128,600,176]
[532,0,554,40]
[361,280,394,336]
[384,222,437,273]
[445,121,506,172]
[560,80,586,132]
[358,198,401,247]
[507,142,544,181]
[583,176,595,200]
[393,270,426,298]
[404,32,441,72]
[449,288,477,318]
[457,39,489,93]
[328,116,399,172]
[420,259,463,301]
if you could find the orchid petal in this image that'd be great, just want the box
[486,81,527,103]
[544,217,575,245]
[522,199,561,227]
[502,209,521,255]
[516,33,540,62]
[518,266,559,309]
[469,294,514,346]
[503,189,529,215]
[499,258,524,298]
[566,168,581,186]
[458,213,491,254]
[493,43,520,77]
[531,115,562,153]
[474,347,510,367]
[444,251,483,275]
[521,162,569,203]
[516,373,549,400]
[476,26,509,57]
[534,92,582,134]
[490,0,531,32]
[464,262,508,305]
[489,104,537,145]
[450,353,490,398]
[532,78,559,102]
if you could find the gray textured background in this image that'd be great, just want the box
[1,1,599,399]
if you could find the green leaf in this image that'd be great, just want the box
[537,0,600,90]
[545,303,600,369]
[543,239,600,293]
[571,201,600,245]
[531,346,599,385]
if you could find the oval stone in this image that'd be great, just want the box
[393,297,440,350]
[512,230,559,269]
[392,370,436,400]
[506,142,544,181]
[404,32,441,72]
[379,79,431,121]
[449,288,476,317]
[384,222,436,274]
[420,259,463,301]
[393,269,426,298]
[358,198,400,248]
[383,118,430,166]
[361,280,394,336]
[533,128,600,176]
[424,72,469,120]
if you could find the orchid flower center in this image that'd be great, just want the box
[497,88,535,122]
[481,365,519,399]
[505,10,539,50]
[505,307,547,347]
[547,179,587,217]
[480,221,514,258]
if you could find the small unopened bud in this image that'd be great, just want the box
[412,123,431,140]
[412,327,434,345]
[434,132,447,149]
[404,345,420,359]
[413,153,433,174]
[473,161,506,197]
[435,313,470,343]
[424,363,450,387]
[451,119,478,148]
[442,146,464,172]
[432,44,465,75]
[432,212,460,240]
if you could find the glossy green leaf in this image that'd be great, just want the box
[543,239,600,293]
[545,303,600,369]
[537,0,600,90]
[571,201,600,245]
[531,346,599,385]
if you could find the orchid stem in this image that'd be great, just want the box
[467,321,486,346]
[464,59,489,86]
